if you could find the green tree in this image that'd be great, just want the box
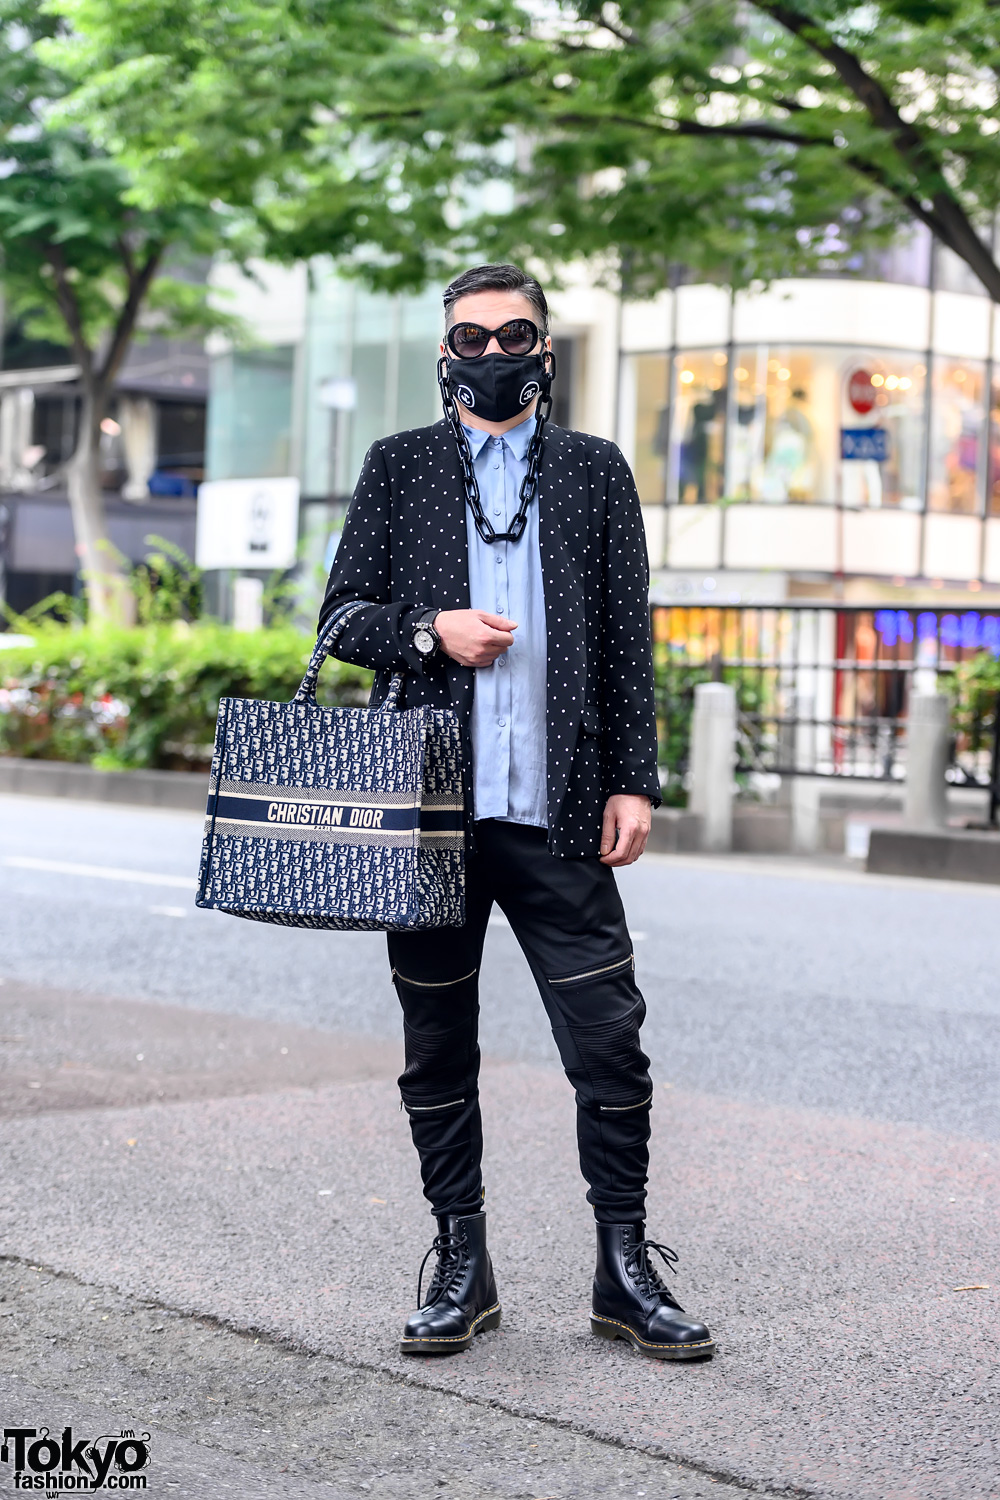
[349,0,1000,299]
[0,4,223,620]
[60,1,1000,299]
[0,0,453,622]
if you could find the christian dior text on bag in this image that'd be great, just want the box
[195,602,466,930]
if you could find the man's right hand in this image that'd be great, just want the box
[435,609,517,668]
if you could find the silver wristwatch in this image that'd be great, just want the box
[412,609,441,660]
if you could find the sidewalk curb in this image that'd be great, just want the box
[0,755,206,811]
[867,825,1000,885]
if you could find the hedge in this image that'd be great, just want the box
[0,622,373,771]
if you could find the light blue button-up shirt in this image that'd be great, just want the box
[463,419,548,829]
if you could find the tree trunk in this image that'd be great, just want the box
[66,393,134,626]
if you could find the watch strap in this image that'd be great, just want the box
[412,609,441,656]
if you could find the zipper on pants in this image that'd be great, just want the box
[391,966,477,989]
[548,954,634,988]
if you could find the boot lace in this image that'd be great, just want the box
[625,1237,684,1310]
[417,1230,469,1309]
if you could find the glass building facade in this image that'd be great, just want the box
[202,229,999,597]
[618,233,998,531]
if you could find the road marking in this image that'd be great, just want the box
[3,856,197,890]
[149,904,187,919]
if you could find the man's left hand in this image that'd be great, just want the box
[600,795,652,867]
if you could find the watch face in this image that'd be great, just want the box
[414,628,434,655]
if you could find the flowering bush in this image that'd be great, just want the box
[0,622,372,771]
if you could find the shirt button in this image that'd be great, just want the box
[495,554,503,565]
[493,462,500,470]
[497,655,506,667]
[493,507,501,516]
[498,718,506,727]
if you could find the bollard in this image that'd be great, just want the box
[905,692,949,830]
[689,681,736,851]
[792,778,821,854]
[791,692,820,853]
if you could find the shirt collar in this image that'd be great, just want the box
[461,415,534,462]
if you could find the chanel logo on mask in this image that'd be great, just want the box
[519,381,540,405]
[457,385,475,409]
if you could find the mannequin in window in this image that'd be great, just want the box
[762,387,816,502]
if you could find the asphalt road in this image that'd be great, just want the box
[2,793,998,1500]
[2,793,999,1139]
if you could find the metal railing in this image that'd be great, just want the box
[650,604,1000,823]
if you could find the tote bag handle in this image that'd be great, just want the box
[294,601,404,710]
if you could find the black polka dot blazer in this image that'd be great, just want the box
[318,419,661,858]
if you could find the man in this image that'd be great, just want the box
[320,263,713,1362]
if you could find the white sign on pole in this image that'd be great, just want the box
[318,376,357,411]
[196,477,300,570]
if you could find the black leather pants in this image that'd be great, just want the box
[388,820,653,1224]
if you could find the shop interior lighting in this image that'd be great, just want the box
[870,374,885,387]
[712,352,728,365]
[954,369,967,382]
[915,363,926,376]
[899,377,912,389]
[767,358,781,372]
[885,375,899,390]
[100,418,121,435]
[679,369,695,383]
[777,368,791,381]
[735,367,749,380]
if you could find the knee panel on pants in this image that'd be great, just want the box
[544,954,653,1113]
[568,1000,653,1112]
[392,964,481,1110]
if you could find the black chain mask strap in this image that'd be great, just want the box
[437,354,555,544]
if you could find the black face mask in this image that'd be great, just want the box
[443,351,552,425]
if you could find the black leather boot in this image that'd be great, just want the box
[399,1211,501,1355]
[591,1223,714,1360]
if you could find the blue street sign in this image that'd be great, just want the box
[841,427,890,462]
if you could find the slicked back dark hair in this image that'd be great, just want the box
[443,263,549,332]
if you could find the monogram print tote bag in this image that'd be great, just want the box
[195,602,466,930]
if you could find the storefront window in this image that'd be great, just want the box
[727,346,925,507]
[618,353,669,503]
[668,350,727,503]
[928,359,986,514]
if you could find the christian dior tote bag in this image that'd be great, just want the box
[195,602,465,930]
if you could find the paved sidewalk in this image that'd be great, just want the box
[1,1276,741,1500]
[1,984,996,1500]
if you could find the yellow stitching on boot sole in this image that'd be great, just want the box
[399,1302,501,1344]
[590,1313,714,1351]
